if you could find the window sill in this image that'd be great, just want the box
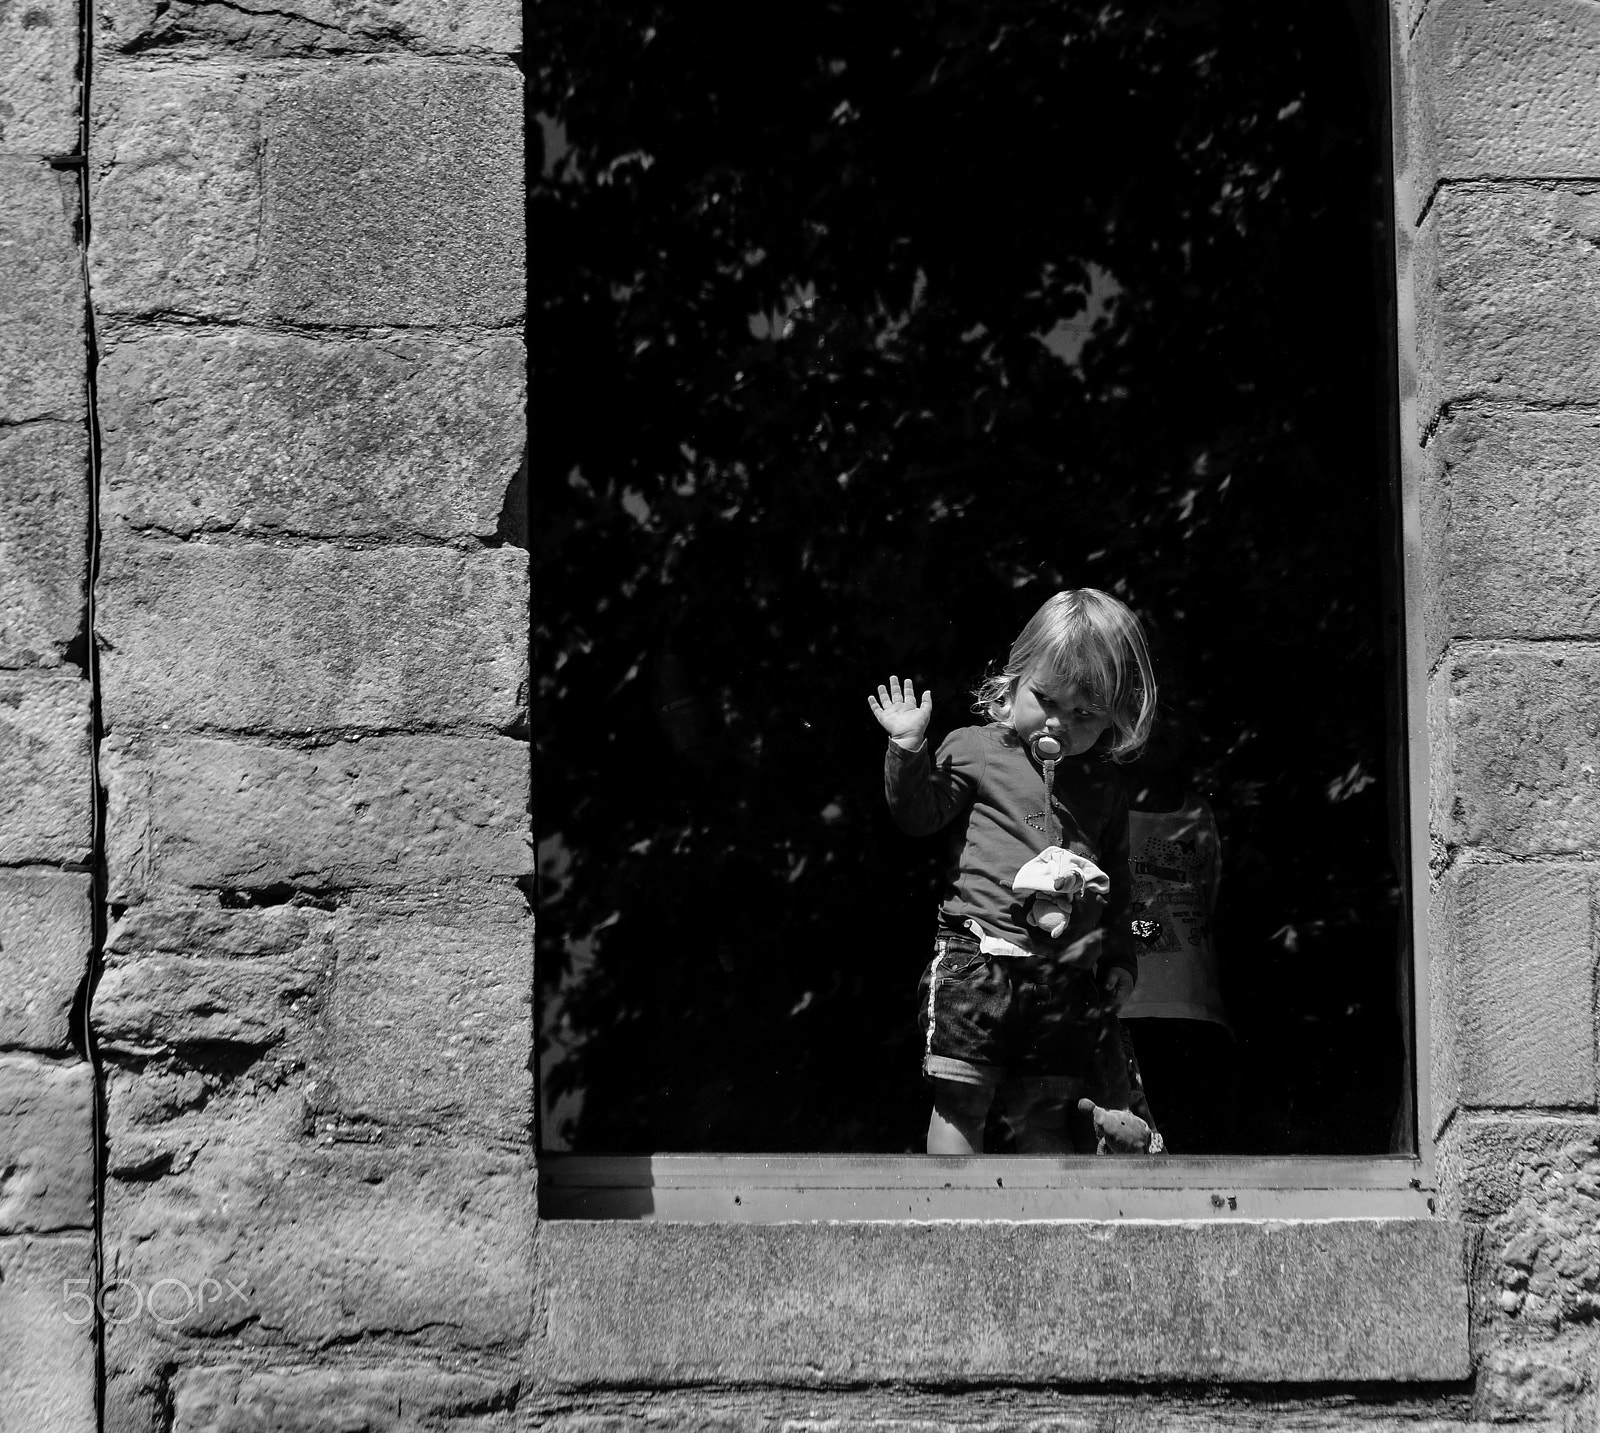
[537,1152,1438,1221]
[530,1203,1470,1386]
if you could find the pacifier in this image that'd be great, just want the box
[1031,733,1062,762]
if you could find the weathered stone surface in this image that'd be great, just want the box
[0,1055,92,1231]
[90,63,522,327]
[1440,1118,1600,1424]
[528,1406,1523,1433]
[1404,0,1600,222]
[103,734,532,902]
[0,158,84,421]
[1468,1125,1600,1331]
[0,869,91,1050]
[0,420,87,668]
[306,888,531,1143]
[1437,1115,1598,1224]
[1415,184,1600,418]
[1398,0,1431,44]
[1474,1343,1590,1424]
[98,542,528,735]
[0,667,91,863]
[529,1410,1511,1433]
[1432,644,1600,854]
[99,332,525,540]
[98,0,519,56]
[0,1234,95,1433]
[264,65,523,326]
[1423,407,1600,656]
[1429,862,1595,1130]
[96,887,529,1140]
[103,1118,532,1349]
[169,1363,519,1433]
[0,0,79,154]
[93,908,324,1049]
[89,66,263,321]
[531,1221,1470,1385]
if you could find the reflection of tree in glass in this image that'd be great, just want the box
[531,0,1405,1154]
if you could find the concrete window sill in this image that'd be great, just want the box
[530,1207,1470,1386]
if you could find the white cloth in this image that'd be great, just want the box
[1012,845,1110,900]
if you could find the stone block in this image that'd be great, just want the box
[169,1363,519,1433]
[88,65,264,322]
[1438,1114,1600,1221]
[306,888,531,1143]
[1474,1343,1589,1423]
[0,667,91,863]
[99,332,525,541]
[0,1234,95,1433]
[1415,184,1600,419]
[102,1060,211,1185]
[0,420,87,668]
[0,0,79,154]
[0,1055,93,1232]
[97,542,528,735]
[531,1220,1470,1385]
[103,1127,532,1350]
[263,65,523,326]
[0,157,84,422]
[1424,408,1600,651]
[91,62,522,327]
[103,734,532,902]
[1430,863,1594,1131]
[1404,0,1600,221]
[97,0,518,56]
[1433,644,1600,854]
[1468,1123,1600,1331]
[0,869,91,1050]
[94,939,323,1057]
[96,887,528,1141]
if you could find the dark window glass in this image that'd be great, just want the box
[530,0,1407,1155]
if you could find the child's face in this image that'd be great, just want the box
[1011,670,1112,756]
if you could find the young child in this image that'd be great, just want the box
[869,589,1157,1153]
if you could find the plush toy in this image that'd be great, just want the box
[1077,1097,1161,1155]
[1012,846,1110,940]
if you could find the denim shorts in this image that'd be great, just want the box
[916,929,1123,1093]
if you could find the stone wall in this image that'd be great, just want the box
[77,1,531,1429]
[1401,0,1600,1421]
[3,0,1600,1427]
[0,0,99,1427]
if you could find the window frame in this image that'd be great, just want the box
[533,0,1437,1222]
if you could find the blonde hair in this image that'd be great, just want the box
[973,589,1158,762]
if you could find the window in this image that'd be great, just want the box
[529,0,1431,1213]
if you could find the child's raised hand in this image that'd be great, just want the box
[868,675,933,750]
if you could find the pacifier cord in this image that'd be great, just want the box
[1033,733,1061,846]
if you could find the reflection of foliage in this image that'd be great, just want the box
[531,0,1405,1154]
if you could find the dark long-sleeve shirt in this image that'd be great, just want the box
[884,723,1135,980]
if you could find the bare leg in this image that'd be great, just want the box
[926,1080,993,1154]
